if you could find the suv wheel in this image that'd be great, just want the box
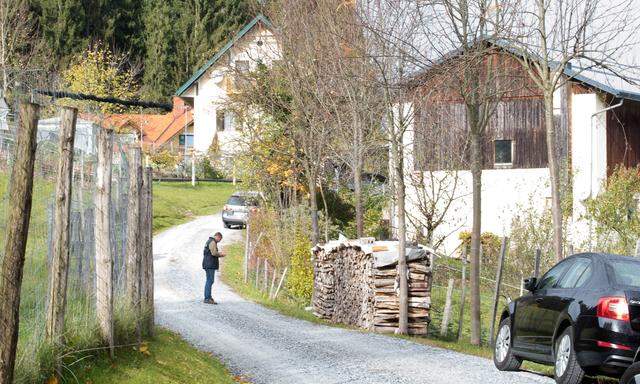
[493,317,522,371]
[620,362,640,384]
[554,327,584,384]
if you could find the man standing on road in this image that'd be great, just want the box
[203,232,225,304]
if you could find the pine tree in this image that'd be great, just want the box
[141,0,177,101]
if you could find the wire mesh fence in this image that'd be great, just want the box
[0,87,149,382]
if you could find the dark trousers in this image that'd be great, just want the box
[204,268,216,300]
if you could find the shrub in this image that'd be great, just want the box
[585,165,640,254]
[286,233,313,301]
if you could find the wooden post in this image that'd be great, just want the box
[456,254,467,341]
[141,167,154,335]
[534,248,541,279]
[255,258,261,287]
[274,267,288,299]
[243,222,250,283]
[0,102,39,384]
[269,268,278,299]
[489,237,508,347]
[125,147,142,344]
[45,107,78,350]
[263,259,268,291]
[440,278,455,337]
[95,128,115,358]
[635,239,640,257]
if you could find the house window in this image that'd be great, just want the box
[494,139,513,166]
[216,110,226,131]
[179,133,193,147]
[234,60,250,88]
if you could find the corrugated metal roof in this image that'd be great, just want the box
[175,14,273,96]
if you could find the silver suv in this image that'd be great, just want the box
[222,192,260,229]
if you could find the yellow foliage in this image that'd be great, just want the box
[62,44,139,114]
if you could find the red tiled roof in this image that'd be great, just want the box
[90,97,193,148]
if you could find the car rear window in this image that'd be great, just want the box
[609,260,640,288]
[227,196,245,205]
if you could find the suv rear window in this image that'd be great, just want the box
[227,196,245,205]
[609,259,640,288]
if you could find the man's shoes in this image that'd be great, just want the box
[203,298,217,305]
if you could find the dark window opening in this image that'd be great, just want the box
[494,139,513,165]
[179,133,193,147]
[216,110,226,131]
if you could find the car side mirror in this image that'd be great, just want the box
[524,277,537,292]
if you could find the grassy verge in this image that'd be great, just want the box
[64,328,238,384]
[220,243,320,324]
[153,181,236,233]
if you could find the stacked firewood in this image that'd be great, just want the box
[312,241,431,335]
[373,259,431,335]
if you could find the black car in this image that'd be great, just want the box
[494,253,640,384]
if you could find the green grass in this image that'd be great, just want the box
[64,328,238,384]
[153,181,236,233]
[220,243,320,324]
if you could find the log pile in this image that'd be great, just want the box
[312,240,432,335]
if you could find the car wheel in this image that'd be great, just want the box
[223,222,230,229]
[554,327,584,384]
[620,362,640,384]
[493,317,522,371]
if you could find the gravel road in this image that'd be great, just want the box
[154,214,554,384]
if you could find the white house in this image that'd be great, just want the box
[174,15,279,167]
[398,48,640,255]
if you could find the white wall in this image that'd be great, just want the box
[571,92,607,244]
[404,168,551,255]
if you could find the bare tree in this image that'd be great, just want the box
[0,0,38,93]
[508,0,640,261]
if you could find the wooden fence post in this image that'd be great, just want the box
[635,239,640,257]
[45,107,78,351]
[243,222,250,283]
[125,147,142,344]
[534,248,541,279]
[95,128,115,358]
[255,258,261,287]
[269,268,278,299]
[440,278,455,337]
[456,254,467,341]
[274,267,288,299]
[0,102,39,384]
[141,167,154,335]
[263,259,268,291]
[489,237,508,347]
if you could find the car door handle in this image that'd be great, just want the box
[535,297,544,303]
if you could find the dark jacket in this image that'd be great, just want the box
[202,237,220,270]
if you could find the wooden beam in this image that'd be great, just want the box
[125,147,143,344]
[45,107,78,350]
[0,102,39,384]
[95,128,115,358]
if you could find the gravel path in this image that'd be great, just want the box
[154,214,554,384]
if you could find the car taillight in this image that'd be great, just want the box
[597,341,632,351]
[597,297,630,321]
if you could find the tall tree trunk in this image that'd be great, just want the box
[354,158,363,238]
[469,127,482,346]
[308,171,320,245]
[354,120,364,238]
[0,102,39,384]
[392,136,409,335]
[544,90,563,261]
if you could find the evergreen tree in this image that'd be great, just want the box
[141,0,177,101]
[33,0,87,65]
